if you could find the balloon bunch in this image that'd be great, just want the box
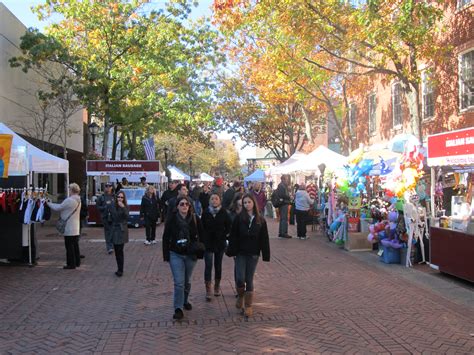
[384,145,424,198]
[335,146,373,197]
[379,210,404,249]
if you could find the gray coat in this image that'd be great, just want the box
[48,195,81,236]
[111,206,129,245]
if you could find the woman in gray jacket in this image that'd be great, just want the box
[294,183,314,240]
[111,190,129,277]
[48,183,82,269]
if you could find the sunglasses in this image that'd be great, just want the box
[178,202,190,207]
[117,196,124,199]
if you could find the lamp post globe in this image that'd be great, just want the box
[88,122,100,151]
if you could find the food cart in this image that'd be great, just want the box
[86,160,166,227]
[427,127,474,282]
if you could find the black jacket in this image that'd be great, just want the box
[227,214,270,261]
[162,212,204,262]
[201,207,232,252]
[276,182,291,206]
[161,188,178,214]
[140,194,160,221]
[199,191,210,212]
[96,193,115,223]
[222,187,236,210]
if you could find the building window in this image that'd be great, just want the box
[460,50,474,110]
[348,103,356,136]
[392,82,402,127]
[368,94,376,134]
[422,70,435,119]
[457,0,472,10]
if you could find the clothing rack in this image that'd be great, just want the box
[0,184,49,266]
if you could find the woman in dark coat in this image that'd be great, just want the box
[111,191,129,277]
[227,193,270,317]
[162,196,204,320]
[201,193,232,301]
[140,185,160,245]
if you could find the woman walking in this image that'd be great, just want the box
[47,183,82,270]
[140,185,160,245]
[294,183,314,240]
[112,191,129,276]
[227,193,270,317]
[162,196,204,320]
[201,193,232,301]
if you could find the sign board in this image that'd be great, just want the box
[427,128,474,167]
[86,160,160,174]
[0,134,13,178]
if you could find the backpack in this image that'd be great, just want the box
[271,190,281,208]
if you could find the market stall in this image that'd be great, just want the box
[167,165,191,181]
[86,160,163,226]
[244,169,267,183]
[0,123,69,265]
[427,127,474,282]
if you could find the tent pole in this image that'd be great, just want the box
[430,167,435,218]
[66,173,70,197]
[28,172,32,266]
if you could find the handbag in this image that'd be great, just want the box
[55,201,80,234]
[190,214,205,259]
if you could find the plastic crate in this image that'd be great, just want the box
[379,245,401,264]
[347,217,360,233]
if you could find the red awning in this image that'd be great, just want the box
[427,128,474,167]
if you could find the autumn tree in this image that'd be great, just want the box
[13,0,219,158]
[213,0,446,143]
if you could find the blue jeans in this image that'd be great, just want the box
[204,250,224,282]
[279,204,289,236]
[235,254,259,292]
[169,252,197,311]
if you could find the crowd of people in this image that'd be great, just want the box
[51,173,317,320]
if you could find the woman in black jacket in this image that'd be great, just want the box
[162,196,204,320]
[227,193,270,317]
[111,191,129,277]
[201,193,232,301]
[140,185,160,245]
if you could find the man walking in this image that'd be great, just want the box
[160,180,178,221]
[96,183,115,254]
[166,183,189,215]
[277,175,292,239]
[222,180,240,211]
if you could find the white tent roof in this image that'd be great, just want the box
[244,169,266,182]
[168,165,190,181]
[286,145,347,173]
[0,122,69,175]
[199,172,214,182]
[268,151,307,175]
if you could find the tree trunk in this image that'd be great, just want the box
[404,84,422,143]
[129,130,137,159]
[301,106,313,144]
[101,92,110,158]
[120,132,125,160]
[111,125,118,160]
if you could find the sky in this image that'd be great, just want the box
[1,0,255,164]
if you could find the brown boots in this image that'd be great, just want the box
[214,279,221,296]
[235,287,245,309]
[205,281,212,301]
[244,291,254,317]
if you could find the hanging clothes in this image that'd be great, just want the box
[0,191,6,213]
[6,191,18,214]
[23,198,35,225]
[35,199,46,222]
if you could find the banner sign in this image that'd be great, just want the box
[427,128,474,167]
[0,134,13,178]
[87,160,160,173]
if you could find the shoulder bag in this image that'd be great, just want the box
[56,201,80,235]
[188,214,205,259]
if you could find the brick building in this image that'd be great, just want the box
[345,0,473,150]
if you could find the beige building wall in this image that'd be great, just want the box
[0,3,84,154]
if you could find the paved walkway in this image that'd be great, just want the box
[1,219,473,354]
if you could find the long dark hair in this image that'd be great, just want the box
[115,191,128,208]
[176,195,194,216]
[229,192,243,213]
[240,193,263,225]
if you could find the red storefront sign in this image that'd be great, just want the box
[87,160,160,173]
[427,128,474,166]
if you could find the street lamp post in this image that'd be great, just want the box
[163,147,169,179]
[88,122,100,151]
[188,157,193,181]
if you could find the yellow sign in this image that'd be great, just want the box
[0,134,13,178]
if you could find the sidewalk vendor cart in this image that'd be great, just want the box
[86,160,164,227]
[427,127,474,282]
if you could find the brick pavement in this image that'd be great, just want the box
[0,219,473,354]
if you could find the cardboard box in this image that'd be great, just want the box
[344,232,373,252]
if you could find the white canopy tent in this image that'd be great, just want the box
[285,145,347,173]
[0,122,69,175]
[268,151,307,175]
[244,169,266,182]
[168,165,191,181]
[192,172,214,182]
